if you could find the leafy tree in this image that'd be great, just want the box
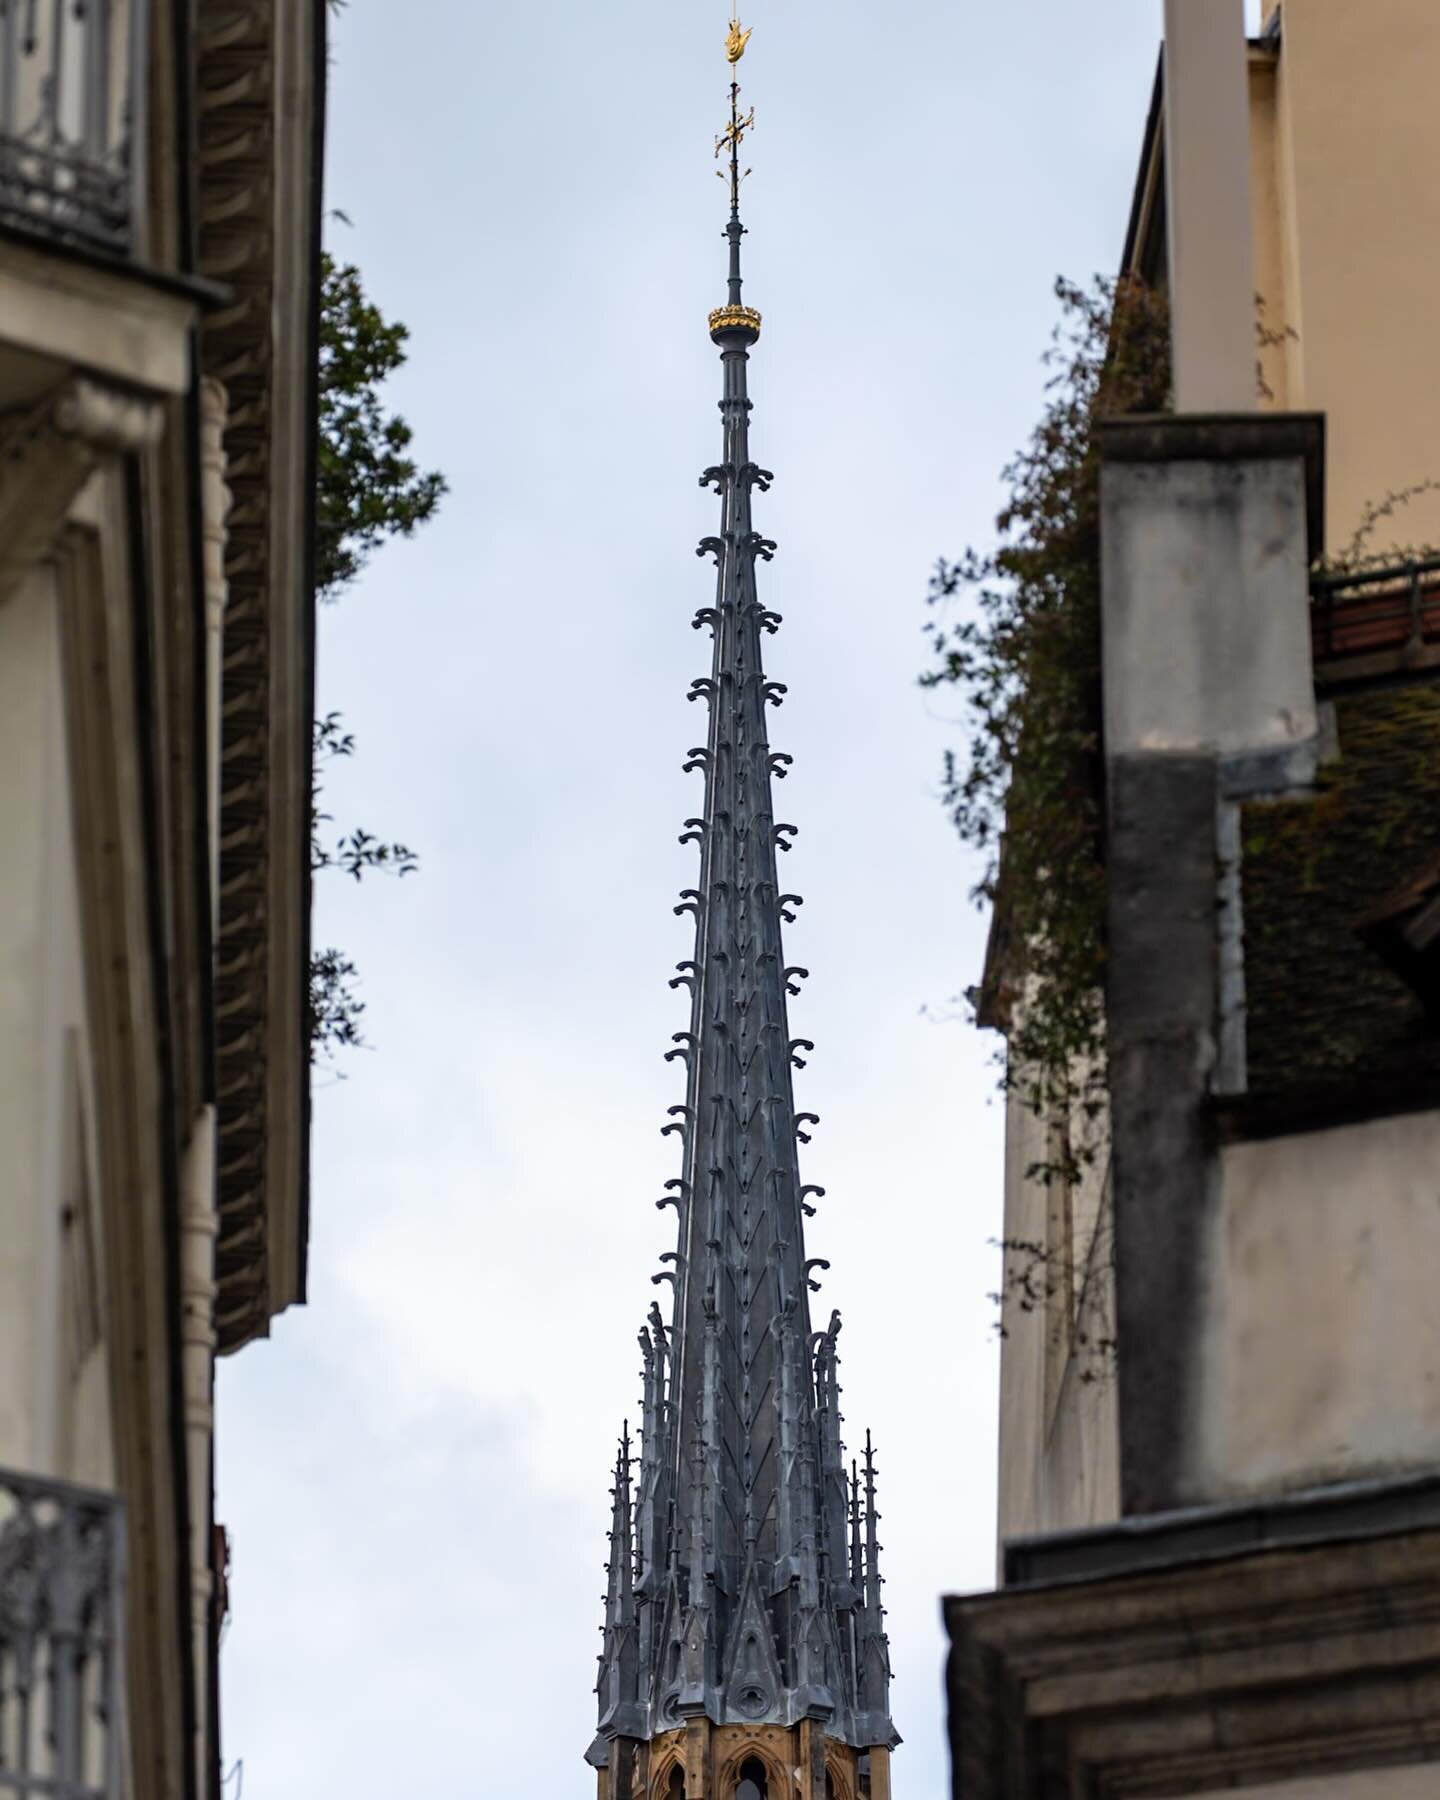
[310,253,446,1060]
[316,253,447,600]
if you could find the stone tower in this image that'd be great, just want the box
[586,16,899,1800]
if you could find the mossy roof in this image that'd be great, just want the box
[1240,681,1440,1119]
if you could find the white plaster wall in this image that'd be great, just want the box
[1040,1210,1119,1539]
[1194,1110,1440,1499]
[1196,1767,1439,1800]
[0,567,56,1469]
[995,1085,1119,1558]
[996,1091,1048,1551]
[0,561,114,1487]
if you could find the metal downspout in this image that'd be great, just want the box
[181,375,228,1797]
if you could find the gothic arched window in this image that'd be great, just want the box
[736,1758,769,1800]
[665,1768,684,1800]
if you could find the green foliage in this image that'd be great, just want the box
[1324,478,1440,576]
[312,710,418,884]
[316,252,447,600]
[309,947,365,1055]
[921,277,1171,1146]
[309,255,444,1062]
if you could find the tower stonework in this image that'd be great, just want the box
[586,17,899,1800]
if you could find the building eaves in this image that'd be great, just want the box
[1120,34,1282,285]
[195,0,325,1352]
[946,1518,1440,1800]
[1120,51,1165,280]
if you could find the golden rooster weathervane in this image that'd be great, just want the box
[716,11,755,208]
[707,8,763,341]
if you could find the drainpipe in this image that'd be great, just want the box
[199,377,229,936]
[183,378,229,1797]
[180,1112,218,1800]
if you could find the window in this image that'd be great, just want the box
[665,1769,684,1800]
[736,1759,768,1800]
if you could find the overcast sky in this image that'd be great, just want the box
[216,3,1261,1795]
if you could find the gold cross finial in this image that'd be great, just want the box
[717,12,754,208]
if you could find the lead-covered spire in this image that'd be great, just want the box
[589,11,897,1769]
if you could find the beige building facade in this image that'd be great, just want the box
[950,3,1440,1794]
[1131,0,1440,557]
[0,3,322,1798]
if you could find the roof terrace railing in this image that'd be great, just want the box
[0,0,148,256]
[0,1467,126,1800]
[1310,556,1440,675]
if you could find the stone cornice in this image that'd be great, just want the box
[0,377,164,603]
[946,1525,1440,1797]
[195,0,319,1353]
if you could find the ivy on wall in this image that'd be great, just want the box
[921,276,1171,1174]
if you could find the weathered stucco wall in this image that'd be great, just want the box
[0,568,57,1470]
[995,1088,1119,1557]
[1194,1110,1440,1498]
[1100,451,1315,763]
[0,564,114,1487]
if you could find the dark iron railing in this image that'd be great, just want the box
[1311,556,1440,671]
[0,1468,125,1800]
[0,0,147,254]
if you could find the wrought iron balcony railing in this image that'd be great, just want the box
[0,0,147,255]
[0,1468,126,1800]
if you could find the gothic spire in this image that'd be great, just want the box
[588,11,897,1770]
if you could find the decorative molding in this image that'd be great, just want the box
[195,0,316,1353]
[946,1525,1440,1799]
[0,378,162,604]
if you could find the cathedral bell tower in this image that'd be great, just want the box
[586,15,900,1799]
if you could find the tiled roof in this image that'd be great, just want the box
[1239,682,1440,1121]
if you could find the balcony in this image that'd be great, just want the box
[0,1468,126,1800]
[0,0,146,257]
